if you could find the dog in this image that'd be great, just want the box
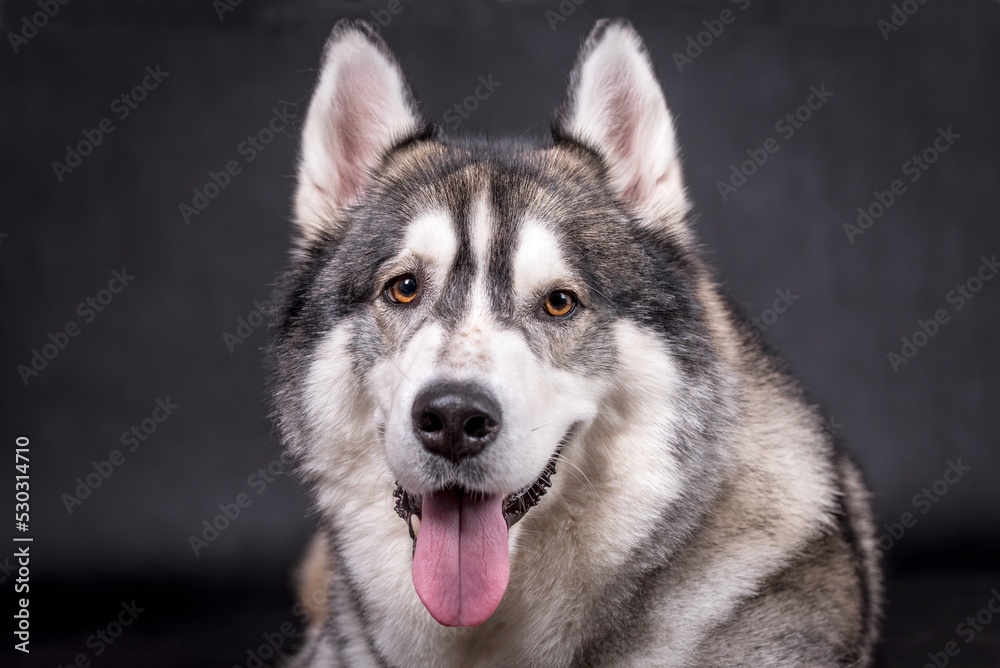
[271,17,882,667]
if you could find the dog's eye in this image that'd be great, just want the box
[543,290,576,317]
[386,275,419,304]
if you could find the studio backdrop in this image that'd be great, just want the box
[1,0,998,665]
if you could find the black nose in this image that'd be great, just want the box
[411,383,501,462]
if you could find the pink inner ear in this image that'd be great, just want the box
[325,58,398,206]
[593,60,647,205]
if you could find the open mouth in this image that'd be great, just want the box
[390,436,569,628]
[392,450,558,537]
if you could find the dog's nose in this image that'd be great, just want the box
[411,383,501,462]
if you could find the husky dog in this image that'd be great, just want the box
[272,17,881,667]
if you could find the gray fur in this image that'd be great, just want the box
[271,18,881,667]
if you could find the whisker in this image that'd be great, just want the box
[588,284,624,317]
[555,452,597,495]
[369,470,394,502]
[567,440,601,471]
[391,360,411,382]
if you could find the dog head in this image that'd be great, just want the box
[273,18,726,629]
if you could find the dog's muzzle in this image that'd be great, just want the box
[391,385,572,628]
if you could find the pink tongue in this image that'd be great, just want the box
[412,489,509,627]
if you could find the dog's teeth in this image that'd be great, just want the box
[410,514,421,537]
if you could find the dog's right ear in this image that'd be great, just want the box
[294,19,426,246]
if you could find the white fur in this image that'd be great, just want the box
[469,191,493,278]
[403,210,459,273]
[511,218,573,297]
[464,192,498,327]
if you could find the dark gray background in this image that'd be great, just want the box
[1,0,998,665]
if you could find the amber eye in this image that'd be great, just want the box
[543,290,576,317]
[386,275,419,304]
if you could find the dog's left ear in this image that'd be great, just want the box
[554,19,689,229]
[295,19,427,246]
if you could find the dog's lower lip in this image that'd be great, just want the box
[393,425,577,538]
[498,454,558,527]
[393,446,566,538]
